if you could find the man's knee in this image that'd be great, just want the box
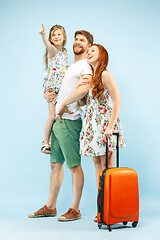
[69,165,82,174]
[50,162,63,172]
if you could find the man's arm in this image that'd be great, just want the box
[63,84,89,106]
[61,74,92,107]
[57,74,92,122]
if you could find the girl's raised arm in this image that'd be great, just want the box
[38,24,57,58]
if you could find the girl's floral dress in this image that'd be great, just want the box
[80,88,126,156]
[43,49,68,103]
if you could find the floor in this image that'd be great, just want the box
[0,209,159,240]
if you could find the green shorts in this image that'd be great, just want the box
[50,118,82,168]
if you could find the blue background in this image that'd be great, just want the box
[0,0,160,239]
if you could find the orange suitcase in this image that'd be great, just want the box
[97,133,139,231]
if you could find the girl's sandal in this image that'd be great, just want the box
[40,144,51,154]
[42,141,51,147]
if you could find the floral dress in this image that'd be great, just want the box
[80,88,126,156]
[43,49,68,103]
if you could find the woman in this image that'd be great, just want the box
[58,44,126,221]
[80,44,126,181]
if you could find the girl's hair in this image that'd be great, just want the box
[44,25,67,69]
[90,44,109,101]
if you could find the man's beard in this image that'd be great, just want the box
[73,44,86,55]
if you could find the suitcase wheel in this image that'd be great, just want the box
[123,221,128,226]
[132,221,138,228]
[98,222,102,229]
[108,225,112,232]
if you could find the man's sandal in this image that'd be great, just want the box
[40,144,51,154]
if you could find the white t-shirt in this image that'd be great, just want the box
[56,59,92,120]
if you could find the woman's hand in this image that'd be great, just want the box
[104,127,113,141]
[76,75,91,88]
[38,24,46,35]
[44,89,56,102]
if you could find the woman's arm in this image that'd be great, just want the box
[102,70,121,138]
[39,24,57,58]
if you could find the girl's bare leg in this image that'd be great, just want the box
[49,135,51,145]
[44,102,56,145]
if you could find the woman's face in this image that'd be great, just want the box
[51,29,64,47]
[87,45,99,66]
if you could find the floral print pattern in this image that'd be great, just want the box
[43,49,68,103]
[80,88,126,156]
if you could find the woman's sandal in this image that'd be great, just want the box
[40,144,51,154]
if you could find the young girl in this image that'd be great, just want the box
[39,24,68,154]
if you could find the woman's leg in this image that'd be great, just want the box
[92,156,105,222]
[93,152,115,222]
[100,151,115,169]
[92,156,102,188]
[44,102,56,145]
[108,151,115,168]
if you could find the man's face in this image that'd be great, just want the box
[73,34,90,55]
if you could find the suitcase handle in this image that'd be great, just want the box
[97,188,101,212]
[106,132,119,168]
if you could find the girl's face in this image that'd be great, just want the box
[51,28,64,47]
[87,45,99,66]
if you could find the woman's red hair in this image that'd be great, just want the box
[90,44,109,101]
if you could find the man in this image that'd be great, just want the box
[28,30,93,221]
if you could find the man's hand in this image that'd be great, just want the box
[57,104,73,123]
[44,89,56,102]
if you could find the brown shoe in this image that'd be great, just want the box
[58,208,81,222]
[94,216,97,222]
[28,205,57,218]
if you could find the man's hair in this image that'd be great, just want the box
[74,30,94,45]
